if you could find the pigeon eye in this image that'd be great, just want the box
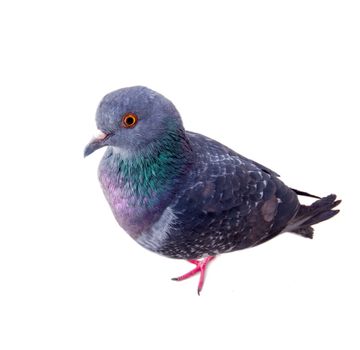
[122,113,138,128]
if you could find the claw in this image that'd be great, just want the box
[172,256,216,294]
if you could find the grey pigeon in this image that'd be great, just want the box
[84,86,340,294]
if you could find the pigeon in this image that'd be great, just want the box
[84,86,340,294]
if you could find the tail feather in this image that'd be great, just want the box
[293,226,314,239]
[290,188,321,199]
[284,194,341,238]
[301,208,340,227]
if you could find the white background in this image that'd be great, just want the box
[1,1,359,349]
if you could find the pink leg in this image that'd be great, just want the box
[172,256,216,295]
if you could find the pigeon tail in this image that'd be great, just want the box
[283,194,341,238]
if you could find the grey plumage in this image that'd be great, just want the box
[140,131,333,259]
[84,86,340,292]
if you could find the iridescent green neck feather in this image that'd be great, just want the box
[102,128,193,204]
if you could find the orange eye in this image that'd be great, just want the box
[122,113,138,128]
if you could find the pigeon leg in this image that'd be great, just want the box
[172,256,216,295]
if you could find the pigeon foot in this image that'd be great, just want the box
[172,256,216,295]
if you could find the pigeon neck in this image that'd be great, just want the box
[102,128,193,200]
[98,128,192,237]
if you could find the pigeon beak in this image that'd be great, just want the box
[84,130,109,157]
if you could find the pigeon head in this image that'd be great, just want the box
[84,86,184,157]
